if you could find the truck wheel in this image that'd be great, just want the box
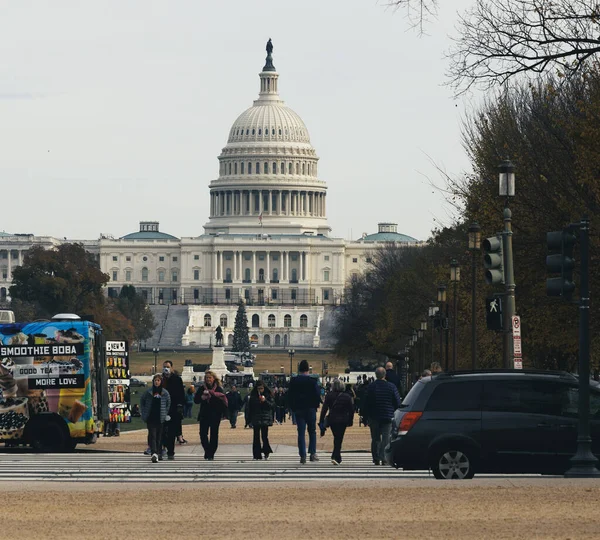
[430,446,476,480]
[29,419,68,453]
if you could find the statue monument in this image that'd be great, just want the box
[215,325,223,347]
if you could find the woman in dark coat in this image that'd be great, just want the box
[248,380,275,460]
[320,378,355,465]
[194,370,228,460]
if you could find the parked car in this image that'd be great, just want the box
[386,370,600,479]
[129,378,146,387]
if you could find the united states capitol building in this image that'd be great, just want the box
[0,42,419,348]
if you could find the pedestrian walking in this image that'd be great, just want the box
[184,385,194,418]
[161,360,185,460]
[385,362,401,392]
[362,367,401,466]
[319,378,354,465]
[248,380,275,460]
[140,374,171,463]
[287,359,321,464]
[226,385,243,428]
[194,370,228,460]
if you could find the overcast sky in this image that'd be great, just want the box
[0,0,477,242]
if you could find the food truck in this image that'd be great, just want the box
[0,314,111,451]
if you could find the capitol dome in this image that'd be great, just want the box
[204,41,329,236]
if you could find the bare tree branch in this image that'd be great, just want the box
[384,0,439,35]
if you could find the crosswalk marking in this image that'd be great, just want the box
[0,452,542,483]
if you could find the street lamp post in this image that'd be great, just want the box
[450,259,461,371]
[288,348,295,377]
[499,159,517,369]
[428,302,438,367]
[420,320,427,373]
[437,285,447,369]
[468,222,481,370]
[152,347,160,375]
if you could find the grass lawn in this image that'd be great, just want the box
[129,350,348,377]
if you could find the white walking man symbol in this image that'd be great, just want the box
[489,299,499,312]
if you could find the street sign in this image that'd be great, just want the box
[512,315,522,369]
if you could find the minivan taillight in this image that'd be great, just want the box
[398,412,422,435]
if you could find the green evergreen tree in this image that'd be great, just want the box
[232,300,250,352]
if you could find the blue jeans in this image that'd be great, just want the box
[294,408,317,458]
[369,420,392,464]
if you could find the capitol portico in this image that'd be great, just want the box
[0,41,420,348]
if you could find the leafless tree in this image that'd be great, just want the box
[384,0,439,34]
[387,0,600,95]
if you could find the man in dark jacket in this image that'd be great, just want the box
[226,385,243,428]
[385,362,402,393]
[287,359,321,464]
[363,367,401,465]
[162,360,185,460]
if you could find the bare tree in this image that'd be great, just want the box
[447,0,600,94]
[385,0,439,34]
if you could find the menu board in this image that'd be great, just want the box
[105,340,131,423]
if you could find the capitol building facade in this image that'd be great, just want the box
[0,43,419,348]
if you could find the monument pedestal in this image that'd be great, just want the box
[209,347,230,379]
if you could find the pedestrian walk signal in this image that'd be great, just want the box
[483,235,505,285]
[486,295,503,331]
[546,229,577,300]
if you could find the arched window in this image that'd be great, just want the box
[296,163,299,174]
[256,162,260,174]
[291,268,297,282]
[268,314,275,327]
[284,314,292,327]
[225,268,232,282]
[280,162,284,174]
[258,268,265,282]
[241,162,245,174]
[278,128,282,136]
[272,162,277,174]
[220,314,228,327]
[258,128,262,135]
[283,334,288,347]
[273,268,278,282]
[288,163,292,174]
[271,128,275,135]
[248,162,252,174]
[204,314,212,327]
[274,334,281,346]
[234,162,238,174]
[251,314,260,328]
[246,129,249,135]
[264,334,271,346]
[252,128,255,135]
[141,267,149,282]
[244,268,251,282]
[300,314,308,328]
[302,163,305,175]
[264,162,268,174]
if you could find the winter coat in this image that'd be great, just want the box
[194,383,228,421]
[362,379,401,422]
[140,388,171,424]
[163,372,185,414]
[288,374,321,412]
[226,390,243,412]
[249,393,275,427]
[319,390,354,427]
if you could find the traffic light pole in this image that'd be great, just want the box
[565,217,600,477]
[502,206,516,369]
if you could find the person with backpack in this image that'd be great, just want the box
[319,378,355,465]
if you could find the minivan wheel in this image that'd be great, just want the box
[431,448,475,480]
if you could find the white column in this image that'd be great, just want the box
[233,252,237,281]
[213,251,218,280]
[220,251,224,281]
[268,190,273,215]
[285,251,289,281]
[266,251,270,283]
[252,251,257,283]
[278,191,282,215]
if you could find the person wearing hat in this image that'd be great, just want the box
[140,373,171,463]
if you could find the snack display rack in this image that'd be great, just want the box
[105,340,131,423]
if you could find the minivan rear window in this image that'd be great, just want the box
[401,379,428,407]
[425,381,483,411]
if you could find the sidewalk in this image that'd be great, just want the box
[173,443,299,456]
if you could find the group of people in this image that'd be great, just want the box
[139,358,412,466]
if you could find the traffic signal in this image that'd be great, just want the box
[485,295,503,331]
[483,235,505,285]
[546,229,577,299]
